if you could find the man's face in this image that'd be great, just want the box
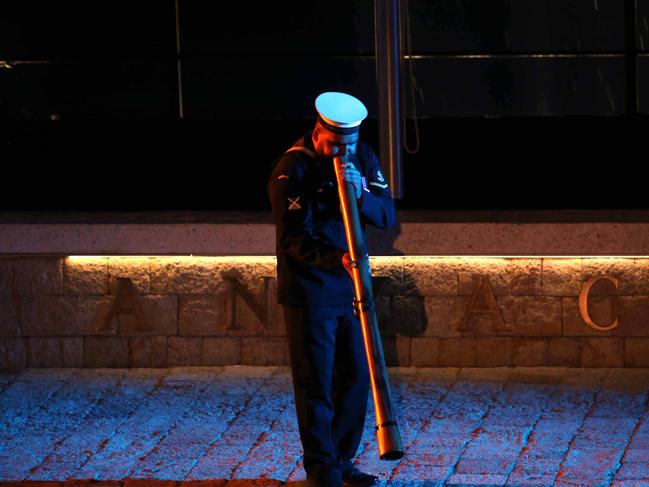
[312,124,358,159]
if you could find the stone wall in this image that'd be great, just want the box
[1,255,648,370]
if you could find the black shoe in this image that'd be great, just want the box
[341,466,378,486]
[307,466,343,487]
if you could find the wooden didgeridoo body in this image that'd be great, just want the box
[333,154,404,461]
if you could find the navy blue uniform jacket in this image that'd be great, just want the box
[268,131,397,306]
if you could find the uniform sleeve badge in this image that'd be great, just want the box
[287,196,302,210]
[369,168,388,189]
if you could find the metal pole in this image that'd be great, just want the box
[374,0,404,198]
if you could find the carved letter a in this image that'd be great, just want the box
[459,275,510,333]
[95,278,151,333]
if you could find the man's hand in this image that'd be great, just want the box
[339,162,362,199]
[342,251,357,277]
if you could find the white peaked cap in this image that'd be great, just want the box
[315,92,368,132]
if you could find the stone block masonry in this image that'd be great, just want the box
[1,256,649,370]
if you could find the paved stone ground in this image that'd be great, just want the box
[0,366,648,487]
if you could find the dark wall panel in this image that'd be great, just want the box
[178,0,627,56]
[4,118,645,211]
[0,1,176,60]
[0,1,638,121]
[639,0,649,52]
[638,55,649,113]
[179,0,375,55]
[3,119,318,212]
[409,0,624,53]
[0,63,177,119]
[407,56,625,116]
[182,55,624,119]
[398,117,646,210]
[182,57,377,119]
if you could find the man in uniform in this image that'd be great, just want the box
[267,92,396,487]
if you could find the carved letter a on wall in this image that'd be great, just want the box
[459,275,510,332]
[96,278,151,333]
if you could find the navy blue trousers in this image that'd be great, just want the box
[282,302,370,475]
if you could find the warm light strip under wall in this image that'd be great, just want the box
[67,255,649,259]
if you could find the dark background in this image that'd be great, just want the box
[1,0,647,212]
